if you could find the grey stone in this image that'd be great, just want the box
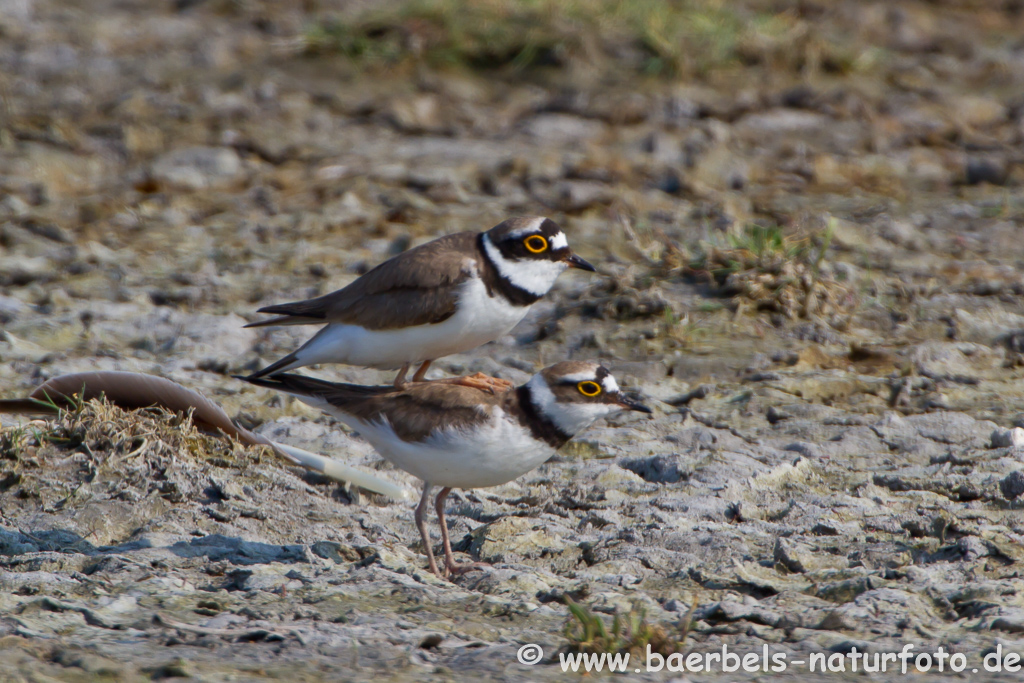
[988,609,1024,634]
[523,114,607,142]
[736,109,829,134]
[152,146,244,191]
[999,471,1024,500]
[620,454,686,483]
[991,427,1024,449]
[817,589,938,635]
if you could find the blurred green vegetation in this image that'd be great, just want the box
[563,597,695,656]
[301,0,849,79]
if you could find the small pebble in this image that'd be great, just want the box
[991,427,1024,449]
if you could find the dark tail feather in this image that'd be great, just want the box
[234,375,286,392]
[244,316,291,329]
[236,373,338,397]
[236,373,391,399]
[244,300,328,328]
[244,351,304,380]
[245,315,329,328]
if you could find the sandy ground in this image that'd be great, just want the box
[3,0,1024,680]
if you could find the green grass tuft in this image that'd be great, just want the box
[685,219,853,320]
[695,223,809,282]
[563,597,695,657]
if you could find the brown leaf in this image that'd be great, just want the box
[2,371,272,451]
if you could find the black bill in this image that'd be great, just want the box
[565,253,597,272]
[616,392,653,414]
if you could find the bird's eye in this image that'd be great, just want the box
[578,381,601,397]
[524,235,548,253]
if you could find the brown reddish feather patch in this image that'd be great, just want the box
[247,374,510,443]
[244,372,578,449]
[242,359,619,451]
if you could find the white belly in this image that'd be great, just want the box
[295,277,527,370]
[329,406,555,489]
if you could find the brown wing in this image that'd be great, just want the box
[352,383,507,442]
[243,373,504,443]
[247,232,479,330]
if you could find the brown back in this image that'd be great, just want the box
[252,374,513,442]
[256,232,481,330]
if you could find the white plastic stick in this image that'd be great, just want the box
[269,440,412,501]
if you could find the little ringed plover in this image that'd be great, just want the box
[240,361,650,577]
[245,217,595,391]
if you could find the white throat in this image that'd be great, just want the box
[481,233,567,297]
[525,374,623,437]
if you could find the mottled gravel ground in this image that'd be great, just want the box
[3,0,1024,681]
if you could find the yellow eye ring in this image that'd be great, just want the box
[524,235,548,253]
[578,381,602,397]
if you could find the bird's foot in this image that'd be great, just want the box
[443,559,488,579]
[446,372,514,395]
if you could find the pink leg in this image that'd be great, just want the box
[415,482,442,576]
[393,363,411,390]
[412,360,432,382]
[434,487,487,577]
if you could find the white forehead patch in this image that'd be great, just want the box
[557,371,619,393]
[506,217,546,239]
[481,233,566,296]
[560,371,598,383]
[549,232,568,250]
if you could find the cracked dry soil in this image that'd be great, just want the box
[3,0,1024,680]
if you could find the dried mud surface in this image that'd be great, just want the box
[3,1,1024,681]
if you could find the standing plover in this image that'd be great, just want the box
[245,217,595,390]
[240,361,650,577]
